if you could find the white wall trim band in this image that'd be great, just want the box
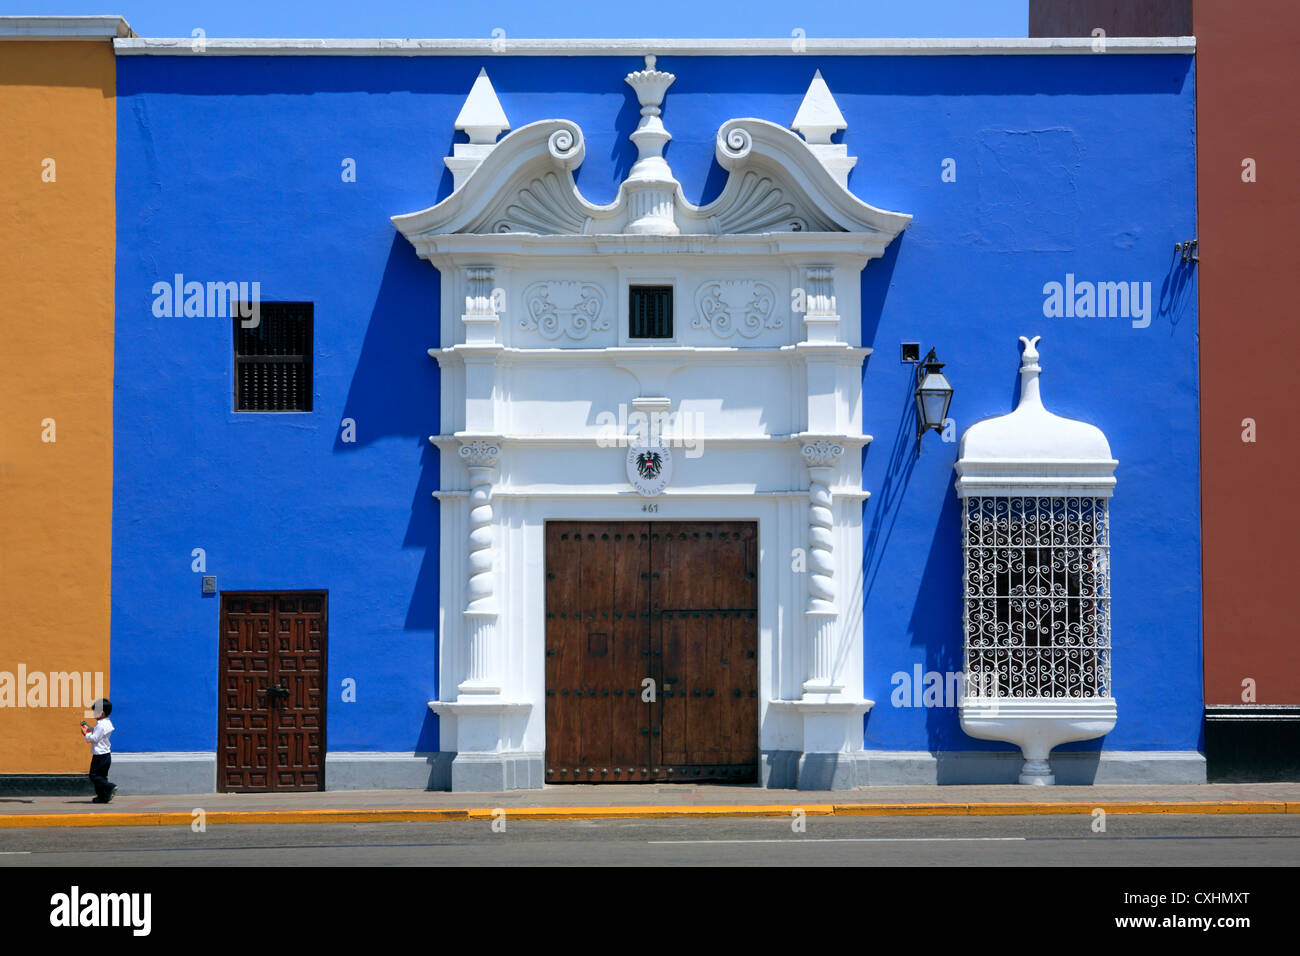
[112,36,1197,57]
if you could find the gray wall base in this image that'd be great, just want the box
[325,752,451,791]
[97,749,1207,793]
[761,751,800,789]
[858,750,1207,786]
[760,750,1205,788]
[107,753,216,794]
[448,753,545,792]
[762,751,867,790]
[796,752,862,790]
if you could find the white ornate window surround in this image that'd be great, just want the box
[955,337,1119,786]
[394,57,911,791]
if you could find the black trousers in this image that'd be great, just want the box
[88,753,113,799]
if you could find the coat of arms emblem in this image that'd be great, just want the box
[626,442,672,497]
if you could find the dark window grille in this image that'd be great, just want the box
[234,302,313,412]
[629,286,673,339]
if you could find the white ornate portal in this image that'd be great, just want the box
[394,57,911,790]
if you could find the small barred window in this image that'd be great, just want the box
[962,496,1110,699]
[629,286,673,339]
[233,303,313,412]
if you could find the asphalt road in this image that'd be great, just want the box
[2,814,1297,866]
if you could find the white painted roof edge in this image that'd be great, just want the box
[111,36,1196,56]
[0,16,135,39]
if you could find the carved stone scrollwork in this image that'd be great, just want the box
[546,124,584,168]
[693,280,780,338]
[519,281,607,341]
[801,440,844,467]
[458,439,501,468]
[717,123,753,162]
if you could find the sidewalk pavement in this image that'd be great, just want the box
[2,782,1298,828]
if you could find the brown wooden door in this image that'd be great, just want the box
[219,591,327,792]
[545,522,757,784]
[653,523,759,778]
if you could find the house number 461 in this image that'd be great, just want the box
[641,503,659,513]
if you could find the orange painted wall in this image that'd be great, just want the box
[0,40,115,772]
[1196,0,1300,705]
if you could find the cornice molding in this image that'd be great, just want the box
[427,344,872,366]
[113,37,1196,56]
[0,15,134,39]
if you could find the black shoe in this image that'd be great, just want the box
[91,796,107,803]
[106,787,117,803]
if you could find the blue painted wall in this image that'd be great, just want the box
[112,52,1199,758]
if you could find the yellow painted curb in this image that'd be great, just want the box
[0,800,1290,829]
[0,808,472,829]
[464,804,837,821]
[832,801,1290,817]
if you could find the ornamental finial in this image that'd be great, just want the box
[1017,335,1044,410]
[623,53,679,235]
[1019,335,1041,367]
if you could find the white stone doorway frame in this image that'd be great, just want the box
[430,483,869,790]
[399,57,912,791]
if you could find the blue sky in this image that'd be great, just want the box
[9,0,1028,38]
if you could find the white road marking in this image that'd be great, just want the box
[648,837,1027,845]
[0,851,32,855]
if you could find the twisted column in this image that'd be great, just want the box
[459,439,501,695]
[802,440,843,694]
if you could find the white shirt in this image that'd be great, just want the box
[85,717,113,755]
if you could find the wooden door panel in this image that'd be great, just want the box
[654,522,757,781]
[218,595,274,792]
[548,521,757,784]
[271,594,327,791]
[610,524,651,779]
[546,523,652,782]
[575,527,614,771]
[218,591,327,792]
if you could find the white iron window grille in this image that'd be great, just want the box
[962,496,1111,699]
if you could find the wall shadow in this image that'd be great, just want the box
[1158,244,1196,335]
[860,368,920,610]
[333,231,442,747]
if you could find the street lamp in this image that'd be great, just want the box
[914,347,954,452]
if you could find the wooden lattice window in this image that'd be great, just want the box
[234,303,313,412]
[629,286,673,339]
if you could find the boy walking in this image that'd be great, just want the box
[81,698,116,803]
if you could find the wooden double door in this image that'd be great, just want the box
[545,521,758,784]
[218,592,327,792]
